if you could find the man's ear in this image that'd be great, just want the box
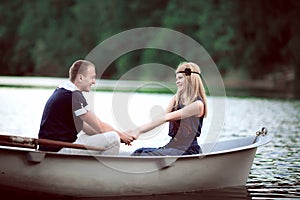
[78,74,83,82]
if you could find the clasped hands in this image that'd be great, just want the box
[119,128,141,146]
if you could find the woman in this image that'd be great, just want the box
[130,62,207,156]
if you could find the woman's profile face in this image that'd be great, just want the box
[176,73,186,92]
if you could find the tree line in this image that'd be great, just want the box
[0,0,299,97]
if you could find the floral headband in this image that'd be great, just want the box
[177,68,200,76]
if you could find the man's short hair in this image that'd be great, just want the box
[69,60,95,82]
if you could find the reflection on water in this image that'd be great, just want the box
[0,186,251,200]
[0,87,300,199]
[244,99,300,199]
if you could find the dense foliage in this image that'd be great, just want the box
[0,0,299,96]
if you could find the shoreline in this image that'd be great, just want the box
[0,76,294,99]
[0,76,176,94]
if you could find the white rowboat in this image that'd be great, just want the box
[0,128,271,197]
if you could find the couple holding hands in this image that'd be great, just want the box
[38,60,207,156]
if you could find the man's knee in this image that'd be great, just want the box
[105,131,120,146]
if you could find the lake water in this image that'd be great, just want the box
[0,87,299,199]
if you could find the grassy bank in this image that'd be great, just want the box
[0,76,294,98]
[0,76,176,94]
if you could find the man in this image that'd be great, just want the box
[38,60,134,155]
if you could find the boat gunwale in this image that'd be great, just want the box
[0,135,272,160]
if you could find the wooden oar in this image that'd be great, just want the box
[0,134,105,151]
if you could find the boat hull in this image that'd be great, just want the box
[0,135,271,197]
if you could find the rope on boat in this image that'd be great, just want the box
[0,135,36,149]
[252,127,268,144]
[11,136,35,145]
[0,135,106,151]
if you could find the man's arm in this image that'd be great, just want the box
[80,110,134,145]
[80,111,103,135]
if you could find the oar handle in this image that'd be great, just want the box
[0,134,105,151]
[37,138,106,151]
[0,140,36,149]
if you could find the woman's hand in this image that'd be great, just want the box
[119,132,135,146]
[125,128,142,141]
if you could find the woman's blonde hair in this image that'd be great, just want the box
[175,62,207,117]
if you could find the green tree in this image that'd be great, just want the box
[0,0,28,75]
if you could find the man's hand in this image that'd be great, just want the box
[124,128,141,141]
[119,132,135,146]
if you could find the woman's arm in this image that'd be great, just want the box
[130,99,204,139]
[165,95,176,113]
[165,100,204,121]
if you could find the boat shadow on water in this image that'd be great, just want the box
[0,186,251,200]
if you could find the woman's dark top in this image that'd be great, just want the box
[132,97,204,156]
[165,97,204,153]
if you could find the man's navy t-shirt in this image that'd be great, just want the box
[38,81,90,152]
